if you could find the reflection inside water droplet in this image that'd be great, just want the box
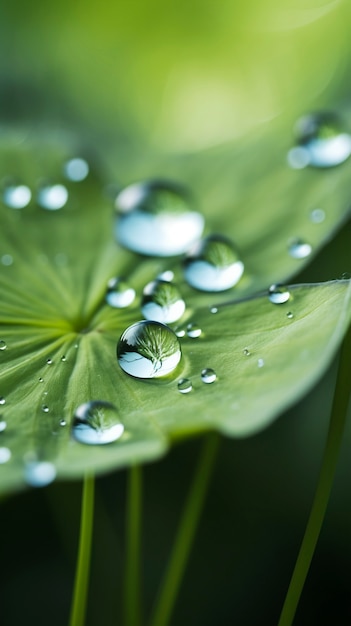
[141,280,185,324]
[72,401,124,445]
[64,158,89,182]
[201,368,216,384]
[117,320,181,378]
[115,180,204,256]
[106,277,136,308]
[178,378,192,393]
[37,184,68,210]
[0,447,11,464]
[0,340,7,350]
[3,184,31,209]
[288,239,312,259]
[291,112,351,168]
[186,324,202,338]
[24,460,56,487]
[268,284,290,304]
[184,235,244,292]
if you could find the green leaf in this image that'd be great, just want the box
[0,128,350,493]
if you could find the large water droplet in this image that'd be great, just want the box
[117,321,181,378]
[24,460,56,487]
[177,378,192,393]
[64,158,89,182]
[72,401,124,445]
[3,184,31,209]
[115,180,204,256]
[0,447,11,464]
[288,239,312,259]
[0,340,7,350]
[268,284,290,304]
[106,277,136,309]
[289,113,351,168]
[141,280,185,324]
[184,235,244,291]
[201,368,216,384]
[37,184,68,210]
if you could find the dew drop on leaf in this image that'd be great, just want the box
[1,254,13,266]
[72,401,124,445]
[141,279,185,324]
[290,112,351,168]
[178,378,192,393]
[184,235,244,292]
[42,405,49,413]
[0,340,7,350]
[117,320,181,378]
[288,238,312,259]
[38,377,44,383]
[60,419,66,427]
[105,277,136,308]
[61,355,66,362]
[201,368,216,383]
[268,284,290,304]
[157,270,174,282]
[46,358,53,365]
[3,183,31,209]
[24,460,57,487]
[0,419,7,432]
[186,323,202,338]
[310,208,326,224]
[0,398,5,405]
[243,348,250,356]
[115,180,204,256]
[0,447,11,464]
[210,307,218,314]
[257,358,265,368]
[63,157,89,182]
[287,311,294,319]
[37,184,68,210]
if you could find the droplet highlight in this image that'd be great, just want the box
[268,284,290,304]
[117,320,181,378]
[64,158,89,182]
[0,420,7,432]
[37,184,68,210]
[0,398,5,406]
[141,280,185,324]
[106,277,136,309]
[243,348,250,356]
[288,239,312,259]
[201,368,216,384]
[289,112,351,168]
[72,401,124,445]
[287,311,294,319]
[0,340,7,350]
[3,184,31,209]
[42,405,49,413]
[115,180,204,256]
[186,323,202,338]
[178,378,192,393]
[0,447,11,464]
[184,235,244,292]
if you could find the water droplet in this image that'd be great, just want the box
[291,112,351,168]
[184,235,244,292]
[201,368,216,384]
[42,405,49,413]
[287,311,294,319]
[64,157,89,182]
[157,270,174,282]
[115,180,204,256]
[117,321,181,378]
[257,358,265,368]
[310,208,325,224]
[24,460,56,487]
[61,355,66,362]
[3,184,31,209]
[1,254,13,266]
[175,327,186,338]
[60,419,66,427]
[72,400,124,445]
[268,284,290,304]
[141,280,185,324]
[0,447,11,464]
[46,358,53,365]
[287,146,310,170]
[0,419,7,432]
[37,184,68,210]
[177,378,192,393]
[186,323,202,338]
[0,340,7,350]
[106,277,136,308]
[39,377,44,383]
[288,239,312,259]
[0,398,5,405]
[210,307,218,314]
[243,348,250,356]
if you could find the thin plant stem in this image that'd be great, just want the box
[69,474,95,626]
[278,325,351,626]
[150,433,220,626]
[124,465,143,626]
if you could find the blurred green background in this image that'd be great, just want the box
[1,0,351,624]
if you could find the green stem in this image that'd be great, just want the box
[150,433,220,626]
[69,474,95,626]
[124,465,143,626]
[278,325,351,626]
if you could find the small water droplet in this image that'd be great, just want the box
[43,391,48,397]
[0,340,7,350]
[287,146,310,170]
[106,277,136,308]
[257,358,265,368]
[24,460,56,487]
[117,320,181,378]
[175,327,186,338]
[186,323,202,338]
[157,270,174,282]
[287,311,294,319]
[141,280,185,324]
[63,157,89,182]
[184,235,244,292]
[243,348,250,356]
[288,239,312,259]
[46,358,53,365]
[39,377,44,383]
[37,184,68,210]
[0,419,7,432]
[42,405,49,413]
[290,112,351,168]
[3,184,31,209]
[72,400,124,445]
[115,180,204,256]
[177,378,192,393]
[60,419,66,427]
[210,307,218,314]
[61,355,66,362]
[268,284,290,304]
[310,208,325,224]
[0,447,11,464]
[1,254,13,266]
[0,398,5,405]
[201,368,216,384]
